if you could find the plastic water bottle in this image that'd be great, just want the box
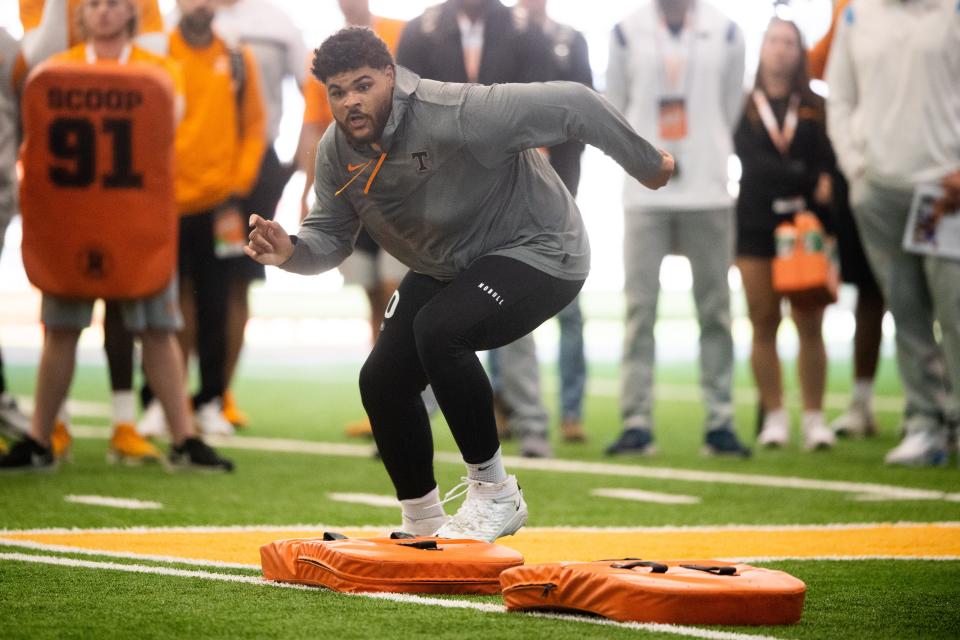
[775,223,796,258]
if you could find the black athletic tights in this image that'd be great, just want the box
[359,255,584,500]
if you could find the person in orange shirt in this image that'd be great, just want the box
[296,0,406,338]
[137,0,266,439]
[1,0,233,471]
[295,0,407,439]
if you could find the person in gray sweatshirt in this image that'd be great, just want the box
[245,27,672,542]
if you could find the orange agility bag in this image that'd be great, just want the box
[772,211,839,307]
[19,61,177,300]
[501,559,806,625]
[261,532,524,594]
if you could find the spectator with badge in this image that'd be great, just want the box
[604,0,748,457]
[734,15,837,451]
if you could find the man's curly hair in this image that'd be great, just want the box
[311,27,394,84]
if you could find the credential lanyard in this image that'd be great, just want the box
[653,1,697,99]
[752,89,800,157]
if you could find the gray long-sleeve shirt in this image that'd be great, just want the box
[284,66,662,281]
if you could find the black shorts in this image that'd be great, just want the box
[736,225,775,259]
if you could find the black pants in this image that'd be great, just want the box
[178,209,229,406]
[359,255,584,499]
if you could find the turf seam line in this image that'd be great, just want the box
[0,552,781,640]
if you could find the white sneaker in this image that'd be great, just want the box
[195,399,235,437]
[757,409,790,448]
[830,405,877,438]
[802,413,836,451]
[884,428,948,467]
[400,513,449,537]
[435,475,528,543]
[136,400,167,438]
[0,393,30,438]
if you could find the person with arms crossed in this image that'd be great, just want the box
[245,28,672,540]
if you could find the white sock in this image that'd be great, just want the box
[765,407,788,425]
[400,486,446,523]
[466,447,507,484]
[112,391,136,425]
[852,379,873,410]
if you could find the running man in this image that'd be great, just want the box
[245,28,671,541]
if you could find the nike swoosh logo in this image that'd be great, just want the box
[477,464,493,471]
[347,162,369,172]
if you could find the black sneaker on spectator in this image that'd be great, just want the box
[0,436,56,471]
[0,392,31,439]
[169,437,234,472]
[703,426,752,458]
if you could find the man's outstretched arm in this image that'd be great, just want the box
[462,81,672,189]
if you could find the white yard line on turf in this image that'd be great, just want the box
[591,488,702,504]
[0,552,780,640]
[64,495,163,510]
[63,425,960,503]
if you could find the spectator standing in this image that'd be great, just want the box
[808,0,884,439]
[508,0,593,444]
[213,0,308,429]
[826,0,960,466]
[604,0,749,457]
[138,0,266,438]
[0,27,31,444]
[397,0,557,458]
[735,16,837,451]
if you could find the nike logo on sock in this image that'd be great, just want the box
[478,464,493,471]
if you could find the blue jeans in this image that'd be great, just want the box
[557,295,586,421]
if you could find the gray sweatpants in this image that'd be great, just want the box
[621,207,735,431]
[493,333,549,437]
[853,180,959,425]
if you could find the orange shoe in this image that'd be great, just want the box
[222,390,249,429]
[344,417,373,438]
[561,419,587,443]
[108,423,163,464]
[51,420,72,460]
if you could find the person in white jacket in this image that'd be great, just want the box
[826,0,960,467]
[604,0,748,457]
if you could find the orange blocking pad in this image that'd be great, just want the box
[19,62,177,300]
[501,560,806,626]
[261,533,523,594]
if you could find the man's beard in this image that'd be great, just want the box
[338,97,392,146]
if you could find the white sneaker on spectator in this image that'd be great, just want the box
[195,399,235,437]
[0,393,30,439]
[884,427,948,467]
[435,475,527,542]
[830,404,877,438]
[802,413,836,451]
[136,400,167,438]
[757,409,790,448]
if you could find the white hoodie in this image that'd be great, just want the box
[826,0,960,191]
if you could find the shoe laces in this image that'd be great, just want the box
[439,477,515,540]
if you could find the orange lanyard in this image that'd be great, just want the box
[752,90,800,157]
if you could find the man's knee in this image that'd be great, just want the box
[412,310,461,369]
